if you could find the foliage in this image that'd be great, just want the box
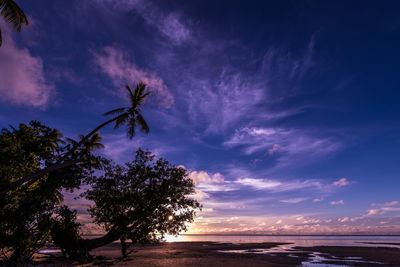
[53,149,201,259]
[0,121,101,263]
[87,149,200,239]
[51,206,84,259]
[0,0,29,46]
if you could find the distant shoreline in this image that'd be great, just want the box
[81,233,400,237]
[179,234,400,236]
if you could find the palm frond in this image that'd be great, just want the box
[138,91,152,103]
[104,107,126,116]
[127,118,136,139]
[136,82,146,97]
[65,137,78,145]
[114,115,129,129]
[125,84,135,99]
[87,132,104,150]
[136,114,149,134]
[0,0,29,32]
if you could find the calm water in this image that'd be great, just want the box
[166,234,400,248]
[167,235,400,267]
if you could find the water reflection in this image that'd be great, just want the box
[165,234,400,248]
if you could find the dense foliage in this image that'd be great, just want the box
[52,149,200,259]
[0,120,200,263]
[0,121,101,263]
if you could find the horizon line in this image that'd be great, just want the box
[180,234,400,236]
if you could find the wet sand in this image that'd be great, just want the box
[295,245,400,266]
[8,241,400,266]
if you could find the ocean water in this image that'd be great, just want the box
[165,234,400,248]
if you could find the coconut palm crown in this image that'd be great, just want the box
[0,0,29,46]
[104,82,151,139]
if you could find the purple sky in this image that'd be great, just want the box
[1,0,400,234]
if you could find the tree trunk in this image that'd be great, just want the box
[120,237,128,258]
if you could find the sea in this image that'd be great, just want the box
[165,234,400,247]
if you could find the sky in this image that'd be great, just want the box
[1,0,400,234]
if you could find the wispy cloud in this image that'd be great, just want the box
[367,209,384,216]
[92,46,174,108]
[224,126,341,169]
[332,178,350,187]
[0,21,54,109]
[235,177,322,192]
[189,170,224,185]
[330,200,344,205]
[373,201,400,207]
[94,0,191,45]
[280,198,308,204]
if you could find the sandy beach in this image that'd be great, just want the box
[20,241,400,266]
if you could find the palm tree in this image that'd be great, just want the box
[0,0,29,47]
[66,133,105,153]
[77,82,150,147]
[4,83,152,193]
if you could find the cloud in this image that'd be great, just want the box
[190,189,210,201]
[0,21,54,108]
[185,71,266,134]
[313,198,323,202]
[224,127,341,171]
[189,171,224,185]
[332,178,350,187]
[373,201,400,207]
[367,209,384,216]
[235,178,322,192]
[384,201,400,206]
[268,144,281,155]
[330,200,344,205]
[92,46,174,108]
[94,0,191,45]
[280,198,308,204]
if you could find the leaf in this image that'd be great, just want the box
[103,107,126,116]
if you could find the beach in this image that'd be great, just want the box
[29,241,400,266]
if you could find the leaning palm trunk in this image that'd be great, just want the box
[1,83,151,195]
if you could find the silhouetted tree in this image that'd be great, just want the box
[0,0,29,46]
[0,122,101,263]
[2,83,151,195]
[52,149,201,260]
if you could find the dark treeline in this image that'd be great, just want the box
[0,83,200,264]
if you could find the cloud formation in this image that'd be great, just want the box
[330,200,344,205]
[332,178,350,187]
[92,46,174,108]
[280,198,308,204]
[189,171,224,185]
[95,0,191,45]
[367,209,384,216]
[224,127,341,170]
[373,201,400,207]
[0,22,54,108]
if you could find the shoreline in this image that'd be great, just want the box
[17,241,400,266]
